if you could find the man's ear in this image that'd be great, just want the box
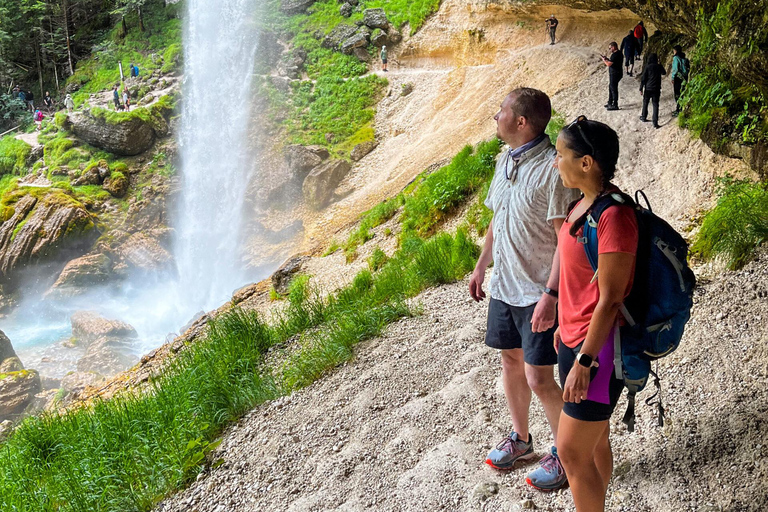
[517,115,528,129]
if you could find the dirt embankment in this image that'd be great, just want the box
[152,2,766,512]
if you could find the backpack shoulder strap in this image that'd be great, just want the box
[580,192,633,271]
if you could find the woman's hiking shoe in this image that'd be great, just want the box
[525,446,568,491]
[485,432,534,470]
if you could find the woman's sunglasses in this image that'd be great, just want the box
[567,115,595,156]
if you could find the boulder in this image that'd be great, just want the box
[339,2,353,17]
[388,28,402,44]
[103,173,129,198]
[269,75,293,94]
[0,192,97,291]
[77,335,137,376]
[117,232,173,273]
[341,32,369,54]
[363,8,389,30]
[285,144,325,177]
[66,111,155,156]
[0,370,42,421]
[271,255,308,295]
[70,310,138,346]
[0,329,15,364]
[323,24,358,50]
[370,28,387,47]
[351,140,379,161]
[45,254,113,299]
[0,357,23,373]
[71,163,106,187]
[302,159,352,209]
[279,0,316,15]
[352,47,371,63]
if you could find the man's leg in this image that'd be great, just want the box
[652,91,660,126]
[525,363,563,444]
[502,349,531,440]
[641,92,649,120]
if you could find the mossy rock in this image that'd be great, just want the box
[103,172,129,198]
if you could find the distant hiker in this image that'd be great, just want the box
[43,91,54,112]
[545,14,559,45]
[671,45,690,116]
[64,94,75,113]
[470,88,580,492]
[620,30,637,76]
[113,85,122,110]
[130,63,137,78]
[16,88,26,104]
[601,42,623,110]
[633,21,648,58]
[639,53,666,128]
[33,110,44,130]
[380,45,388,72]
[553,116,638,512]
[25,90,35,112]
[123,88,131,111]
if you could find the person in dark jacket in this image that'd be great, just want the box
[633,21,648,58]
[620,30,637,76]
[601,42,623,110]
[639,53,666,128]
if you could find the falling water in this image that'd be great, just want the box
[173,0,262,314]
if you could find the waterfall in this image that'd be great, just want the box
[173,0,262,314]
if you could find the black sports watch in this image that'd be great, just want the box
[544,287,558,298]
[576,352,599,368]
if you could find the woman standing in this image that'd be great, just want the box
[553,117,638,511]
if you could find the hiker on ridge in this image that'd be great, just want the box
[620,30,637,77]
[601,42,623,111]
[633,21,648,58]
[545,14,559,45]
[64,94,75,113]
[671,45,689,116]
[380,45,388,72]
[552,116,638,511]
[639,53,666,129]
[469,87,580,491]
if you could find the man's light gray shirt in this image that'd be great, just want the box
[484,137,580,307]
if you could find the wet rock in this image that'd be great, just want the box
[0,370,42,422]
[70,310,138,346]
[323,24,358,50]
[0,329,15,363]
[285,144,329,178]
[0,357,23,373]
[45,254,113,299]
[77,335,137,376]
[271,255,309,295]
[117,232,173,274]
[363,8,389,30]
[279,0,316,15]
[350,140,379,161]
[60,371,107,393]
[302,159,352,209]
[66,110,155,156]
[0,192,97,291]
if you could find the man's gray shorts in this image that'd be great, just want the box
[485,298,558,366]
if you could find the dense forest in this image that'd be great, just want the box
[0,0,179,130]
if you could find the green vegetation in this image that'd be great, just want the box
[0,136,32,175]
[692,178,768,270]
[342,194,404,261]
[679,1,768,148]
[368,246,388,271]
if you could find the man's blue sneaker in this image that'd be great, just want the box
[485,432,534,470]
[525,446,568,491]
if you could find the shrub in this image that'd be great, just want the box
[368,247,388,271]
[0,137,31,175]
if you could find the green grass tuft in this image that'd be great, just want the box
[0,136,31,176]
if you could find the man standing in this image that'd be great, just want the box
[639,53,666,128]
[380,45,388,72]
[671,45,689,116]
[633,21,648,58]
[470,88,579,491]
[113,84,121,110]
[545,15,559,45]
[602,42,623,110]
[620,30,637,77]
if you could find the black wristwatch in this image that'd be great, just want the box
[576,352,599,368]
[544,287,558,298]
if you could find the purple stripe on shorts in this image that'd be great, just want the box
[585,328,616,405]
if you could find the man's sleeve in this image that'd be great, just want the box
[547,170,579,221]
[484,158,500,212]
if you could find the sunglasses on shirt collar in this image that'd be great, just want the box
[567,115,595,156]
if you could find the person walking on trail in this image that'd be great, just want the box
[43,91,54,112]
[380,45,388,72]
[33,110,44,130]
[64,93,75,113]
[545,14,559,45]
[123,87,131,111]
[633,21,648,58]
[620,30,637,77]
[469,87,580,491]
[113,84,122,110]
[25,90,35,112]
[552,116,638,512]
[639,53,666,128]
[601,42,623,111]
[671,45,690,116]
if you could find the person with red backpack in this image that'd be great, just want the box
[633,21,648,58]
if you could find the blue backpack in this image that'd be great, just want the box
[579,190,695,431]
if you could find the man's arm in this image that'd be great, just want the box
[531,217,564,332]
[469,218,494,301]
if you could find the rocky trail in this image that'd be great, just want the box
[157,12,766,512]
